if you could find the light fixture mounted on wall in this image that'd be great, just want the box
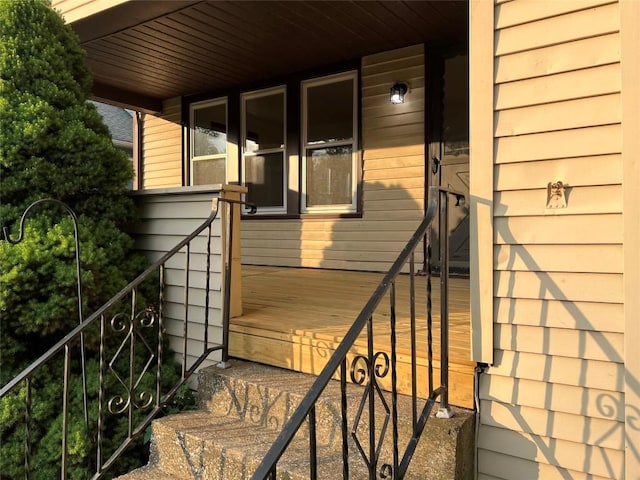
[390,82,409,104]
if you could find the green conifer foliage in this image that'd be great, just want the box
[0,1,153,476]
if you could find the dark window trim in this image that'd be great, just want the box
[182,59,362,219]
[241,212,363,221]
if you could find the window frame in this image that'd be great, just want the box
[189,97,228,186]
[301,71,359,214]
[241,86,287,215]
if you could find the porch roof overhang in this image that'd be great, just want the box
[64,0,468,113]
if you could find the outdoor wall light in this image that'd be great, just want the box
[390,82,409,104]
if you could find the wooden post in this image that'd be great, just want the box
[221,185,247,319]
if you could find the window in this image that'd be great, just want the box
[190,98,227,185]
[242,87,286,213]
[302,71,358,213]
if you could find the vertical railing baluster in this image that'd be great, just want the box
[426,230,434,399]
[437,190,451,417]
[204,224,212,353]
[309,406,318,480]
[157,265,165,408]
[390,281,399,476]
[340,359,349,479]
[182,244,190,377]
[128,289,136,438]
[409,252,417,427]
[61,345,71,479]
[97,314,106,475]
[367,316,376,479]
[24,376,32,480]
[268,467,276,479]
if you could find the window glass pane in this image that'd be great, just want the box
[305,146,352,207]
[245,93,284,153]
[193,103,227,157]
[245,153,284,208]
[193,158,225,185]
[307,79,353,144]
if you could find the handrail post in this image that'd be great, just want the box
[218,185,251,367]
[436,189,453,419]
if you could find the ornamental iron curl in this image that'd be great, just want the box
[350,351,391,474]
[107,305,158,415]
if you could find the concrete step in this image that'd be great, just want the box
[120,360,474,480]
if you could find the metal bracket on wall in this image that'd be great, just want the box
[546,181,567,209]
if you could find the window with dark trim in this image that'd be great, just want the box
[189,98,227,185]
[302,71,358,213]
[186,69,360,217]
[241,86,286,214]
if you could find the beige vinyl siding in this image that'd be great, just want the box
[477,1,625,479]
[241,45,425,272]
[142,97,182,189]
[130,187,223,370]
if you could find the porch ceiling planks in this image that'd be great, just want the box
[229,265,474,408]
[66,1,468,111]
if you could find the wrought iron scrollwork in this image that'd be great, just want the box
[350,351,391,474]
[107,306,158,416]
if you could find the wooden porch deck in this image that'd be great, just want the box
[229,266,474,409]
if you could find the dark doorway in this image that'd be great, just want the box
[427,48,470,275]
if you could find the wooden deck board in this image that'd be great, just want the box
[230,265,474,408]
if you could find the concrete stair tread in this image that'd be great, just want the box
[118,360,474,479]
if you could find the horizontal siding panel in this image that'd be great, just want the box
[494,125,621,163]
[364,165,424,181]
[363,199,422,212]
[142,169,182,181]
[494,155,623,191]
[494,214,623,244]
[164,288,222,310]
[364,176,425,190]
[241,239,407,253]
[479,448,614,480]
[478,425,623,478]
[495,33,621,83]
[489,350,623,392]
[363,187,423,202]
[242,220,421,235]
[494,297,624,333]
[494,324,624,362]
[495,64,621,109]
[364,155,424,170]
[242,256,394,272]
[143,144,181,157]
[494,94,620,137]
[144,178,182,189]
[494,271,623,303]
[495,3,619,56]
[136,235,222,255]
[242,247,403,263]
[364,143,425,160]
[480,374,625,421]
[481,400,623,450]
[246,223,422,238]
[495,0,615,29]
[361,67,424,91]
[494,185,623,216]
[134,219,222,236]
[494,244,623,274]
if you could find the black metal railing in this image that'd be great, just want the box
[0,195,254,479]
[252,186,464,480]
